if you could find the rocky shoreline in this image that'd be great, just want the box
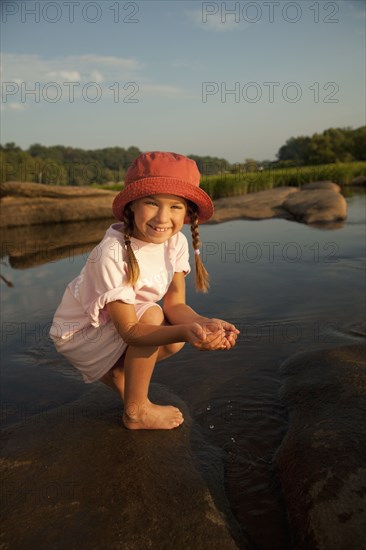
[275,343,366,550]
[1,384,246,550]
[0,179,353,229]
[2,343,365,549]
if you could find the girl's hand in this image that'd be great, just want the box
[185,321,226,351]
[205,318,240,350]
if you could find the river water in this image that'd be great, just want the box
[1,191,365,549]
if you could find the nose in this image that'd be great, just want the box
[154,206,170,223]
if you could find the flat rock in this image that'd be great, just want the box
[209,187,298,222]
[0,181,116,199]
[0,182,116,228]
[282,188,347,224]
[1,383,246,550]
[275,343,366,550]
[301,181,341,192]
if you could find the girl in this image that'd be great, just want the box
[50,151,239,430]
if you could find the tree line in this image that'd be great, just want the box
[276,126,365,165]
[0,126,364,185]
[0,143,232,186]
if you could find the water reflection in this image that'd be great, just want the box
[1,219,111,269]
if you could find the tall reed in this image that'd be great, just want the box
[95,162,366,199]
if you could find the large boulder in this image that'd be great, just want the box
[209,182,347,225]
[1,383,246,550]
[209,187,298,222]
[282,182,347,224]
[275,344,366,550]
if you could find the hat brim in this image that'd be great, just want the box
[112,177,214,224]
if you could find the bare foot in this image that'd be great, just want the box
[123,400,184,430]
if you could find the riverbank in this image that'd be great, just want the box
[0,179,352,228]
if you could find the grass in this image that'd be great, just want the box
[93,161,366,200]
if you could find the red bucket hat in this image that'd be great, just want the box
[112,151,214,224]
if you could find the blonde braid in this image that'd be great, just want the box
[188,203,210,293]
[123,205,140,286]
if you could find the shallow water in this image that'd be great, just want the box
[1,192,365,549]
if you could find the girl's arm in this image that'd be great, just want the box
[106,300,224,349]
[163,273,240,349]
[163,272,207,325]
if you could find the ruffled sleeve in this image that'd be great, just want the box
[69,238,136,328]
[174,233,191,276]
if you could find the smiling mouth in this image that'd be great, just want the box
[148,225,171,233]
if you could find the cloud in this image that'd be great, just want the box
[170,59,202,70]
[1,53,142,85]
[46,70,81,81]
[0,53,188,106]
[141,84,182,95]
[2,103,27,112]
[90,70,104,83]
[185,7,246,32]
[9,103,27,111]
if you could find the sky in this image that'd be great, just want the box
[1,0,365,163]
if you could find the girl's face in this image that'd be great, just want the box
[130,194,187,243]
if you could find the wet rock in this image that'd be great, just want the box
[209,187,298,222]
[282,187,347,224]
[209,182,347,225]
[275,344,366,550]
[1,383,247,550]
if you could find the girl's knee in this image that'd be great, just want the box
[172,341,185,354]
[139,306,165,326]
[139,306,184,357]
[162,341,185,357]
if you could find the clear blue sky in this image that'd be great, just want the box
[1,0,365,163]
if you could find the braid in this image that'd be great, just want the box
[188,203,210,293]
[123,205,140,286]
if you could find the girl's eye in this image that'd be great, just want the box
[144,201,183,209]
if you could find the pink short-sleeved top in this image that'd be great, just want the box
[50,223,191,343]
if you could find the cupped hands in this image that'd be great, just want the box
[185,318,240,351]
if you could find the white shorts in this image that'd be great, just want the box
[51,302,162,383]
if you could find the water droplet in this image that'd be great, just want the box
[206,405,211,411]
